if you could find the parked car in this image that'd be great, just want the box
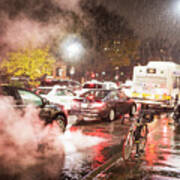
[103,81,118,90]
[0,85,68,132]
[35,85,77,112]
[76,80,104,96]
[59,79,82,92]
[41,79,82,92]
[34,86,52,95]
[70,89,137,122]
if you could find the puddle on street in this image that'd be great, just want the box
[59,126,113,179]
[58,119,134,179]
[103,115,180,180]
[57,115,180,180]
[141,115,180,179]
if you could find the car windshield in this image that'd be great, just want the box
[37,88,52,95]
[40,80,59,87]
[55,89,72,96]
[57,81,69,87]
[81,90,109,99]
[83,83,103,89]
[18,89,43,106]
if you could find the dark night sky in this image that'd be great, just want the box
[99,0,180,42]
[1,0,180,58]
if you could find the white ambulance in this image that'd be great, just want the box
[131,61,180,109]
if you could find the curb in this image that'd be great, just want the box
[82,141,124,180]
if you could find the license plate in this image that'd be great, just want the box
[81,103,88,108]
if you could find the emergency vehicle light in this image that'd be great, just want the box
[147,68,156,74]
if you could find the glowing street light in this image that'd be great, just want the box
[60,34,85,62]
[172,0,180,16]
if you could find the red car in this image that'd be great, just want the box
[70,89,137,122]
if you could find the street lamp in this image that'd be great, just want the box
[114,75,119,81]
[60,34,85,62]
[69,66,75,79]
[173,1,180,13]
[115,66,119,71]
[101,71,106,81]
[114,66,119,82]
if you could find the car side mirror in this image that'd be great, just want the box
[42,97,49,105]
[16,99,22,105]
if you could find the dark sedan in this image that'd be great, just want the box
[71,89,137,122]
[0,85,68,132]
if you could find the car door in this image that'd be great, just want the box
[17,89,44,107]
[117,91,131,114]
[58,89,75,110]
[105,91,119,113]
[17,89,52,120]
[2,86,24,108]
[79,90,97,110]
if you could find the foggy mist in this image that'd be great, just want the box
[0,0,83,59]
[0,96,107,180]
[0,96,65,180]
[1,0,180,61]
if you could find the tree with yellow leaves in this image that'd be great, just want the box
[1,47,55,86]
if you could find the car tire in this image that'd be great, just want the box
[56,115,66,132]
[108,109,116,122]
[130,104,136,117]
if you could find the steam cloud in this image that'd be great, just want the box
[0,96,64,180]
[0,0,83,59]
[0,96,107,180]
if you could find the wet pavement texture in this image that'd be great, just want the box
[142,115,180,179]
[97,114,180,180]
[59,118,130,179]
[2,113,180,180]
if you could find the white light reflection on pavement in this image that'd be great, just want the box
[143,114,180,179]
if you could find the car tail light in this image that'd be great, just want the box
[89,83,95,88]
[87,95,94,101]
[45,79,51,82]
[73,98,82,103]
[35,90,40,95]
[72,99,81,108]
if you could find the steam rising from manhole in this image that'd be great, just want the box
[0,97,64,180]
[59,129,107,179]
[60,130,106,154]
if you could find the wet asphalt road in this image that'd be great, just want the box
[60,114,180,180]
[141,114,180,179]
[59,117,129,179]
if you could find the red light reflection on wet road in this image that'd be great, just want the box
[69,126,112,169]
[145,116,174,167]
